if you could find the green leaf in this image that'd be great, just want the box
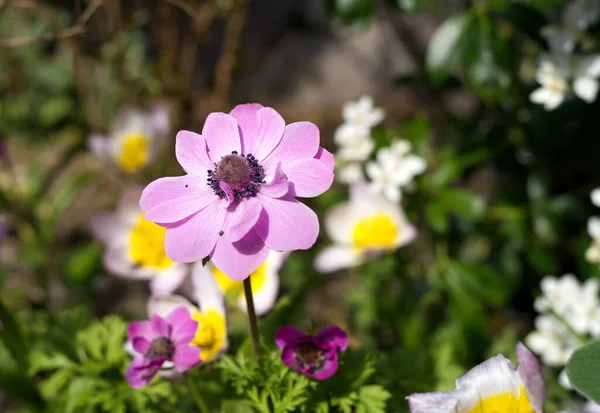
[61,243,102,283]
[425,12,474,85]
[355,385,391,413]
[66,377,97,413]
[327,0,375,23]
[426,202,449,234]
[0,366,46,412]
[567,341,600,404]
[48,171,92,223]
[440,188,486,220]
[0,298,29,368]
[39,97,74,127]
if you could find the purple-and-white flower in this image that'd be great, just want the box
[275,325,348,380]
[126,307,200,388]
[408,343,545,413]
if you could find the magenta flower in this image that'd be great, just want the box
[140,104,335,281]
[275,325,348,380]
[126,307,200,388]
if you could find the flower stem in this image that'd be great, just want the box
[184,372,209,413]
[243,276,261,356]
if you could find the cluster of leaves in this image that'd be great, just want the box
[0,306,176,413]
[217,347,390,413]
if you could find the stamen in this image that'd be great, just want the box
[207,151,265,199]
[146,337,175,360]
[294,342,326,372]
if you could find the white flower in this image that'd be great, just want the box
[530,56,570,110]
[89,103,170,173]
[314,184,417,273]
[334,123,371,147]
[90,188,188,295]
[366,144,427,203]
[525,315,580,367]
[338,163,364,184]
[341,96,384,130]
[564,0,600,30]
[194,250,286,316]
[408,344,545,413]
[573,55,600,103]
[534,274,581,316]
[337,135,375,162]
[591,187,600,207]
[586,217,600,263]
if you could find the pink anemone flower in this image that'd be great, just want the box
[140,104,334,281]
[275,325,348,380]
[126,308,200,388]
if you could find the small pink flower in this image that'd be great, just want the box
[126,307,200,388]
[275,325,348,380]
[140,104,335,281]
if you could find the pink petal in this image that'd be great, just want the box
[132,337,151,354]
[128,321,153,341]
[317,325,348,353]
[516,343,545,413]
[173,346,201,371]
[210,228,269,281]
[140,175,209,214]
[226,198,263,242]
[149,103,170,135]
[281,345,297,368]
[145,185,216,225]
[275,326,305,349]
[172,319,199,347]
[314,147,335,171]
[229,103,264,154]
[202,112,241,162]
[259,163,289,198]
[283,158,334,198]
[175,130,214,177]
[126,357,161,388]
[251,108,285,161]
[150,315,170,337]
[166,307,192,329]
[254,194,319,251]
[219,181,235,204]
[164,200,227,263]
[261,122,320,173]
[313,355,338,380]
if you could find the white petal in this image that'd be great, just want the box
[314,245,363,273]
[588,217,600,239]
[150,265,188,295]
[191,261,226,316]
[591,188,600,207]
[325,201,354,244]
[237,250,285,316]
[147,294,197,318]
[558,369,572,390]
[574,76,599,103]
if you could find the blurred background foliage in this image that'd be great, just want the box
[1,0,600,412]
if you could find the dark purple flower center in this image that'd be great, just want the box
[146,337,175,360]
[207,151,265,199]
[295,342,326,371]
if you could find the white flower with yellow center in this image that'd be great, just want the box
[147,264,228,363]
[530,56,570,110]
[90,188,187,294]
[314,184,417,273]
[591,187,600,207]
[195,250,286,316]
[89,104,169,173]
[408,344,545,413]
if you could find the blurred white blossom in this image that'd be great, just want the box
[586,217,600,264]
[366,141,427,202]
[530,57,570,110]
[573,55,600,103]
[338,163,364,184]
[341,96,385,130]
[564,0,600,30]
[591,187,600,207]
[527,273,600,390]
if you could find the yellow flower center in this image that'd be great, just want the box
[129,214,173,269]
[351,214,398,249]
[213,261,267,299]
[118,134,149,173]
[190,310,227,362]
[464,386,535,413]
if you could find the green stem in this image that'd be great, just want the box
[243,276,261,356]
[184,373,209,413]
